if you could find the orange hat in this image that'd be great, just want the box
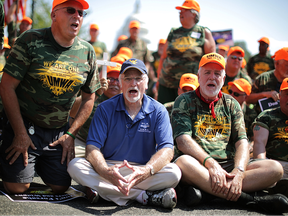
[199,53,226,69]
[227,46,245,57]
[228,78,251,96]
[176,0,200,12]
[21,17,32,25]
[117,35,128,42]
[3,37,11,49]
[218,45,229,51]
[52,0,89,10]
[90,24,99,30]
[110,55,126,64]
[179,73,199,90]
[107,64,122,74]
[272,47,288,61]
[129,20,140,29]
[159,39,166,45]
[117,47,133,60]
[258,37,270,45]
[241,58,246,68]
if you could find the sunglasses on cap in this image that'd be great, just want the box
[230,55,243,61]
[228,89,246,97]
[54,7,87,18]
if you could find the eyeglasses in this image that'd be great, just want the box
[122,76,145,83]
[230,55,243,61]
[228,89,246,97]
[54,7,87,18]
[107,77,119,83]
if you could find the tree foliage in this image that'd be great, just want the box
[30,0,51,29]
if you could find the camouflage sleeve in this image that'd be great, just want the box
[252,110,270,130]
[171,94,192,140]
[230,98,248,143]
[242,72,252,84]
[251,76,261,93]
[167,28,175,43]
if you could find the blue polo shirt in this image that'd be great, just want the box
[86,93,173,164]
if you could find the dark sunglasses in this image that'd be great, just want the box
[54,7,87,17]
[228,89,246,97]
[107,77,119,83]
[230,55,243,61]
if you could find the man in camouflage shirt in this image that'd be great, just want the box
[247,37,275,81]
[253,77,288,179]
[246,47,288,114]
[172,53,288,214]
[0,0,107,195]
[221,46,252,94]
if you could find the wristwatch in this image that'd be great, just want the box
[236,166,245,172]
[147,164,154,175]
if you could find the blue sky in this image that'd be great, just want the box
[27,0,288,55]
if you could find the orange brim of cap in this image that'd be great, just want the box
[181,83,197,90]
[228,82,247,95]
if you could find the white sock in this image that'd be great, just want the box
[136,190,146,204]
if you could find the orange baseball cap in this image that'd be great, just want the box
[3,36,11,49]
[107,64,122,74]
[110,55,126,64]
[52,0,89,10]
[21,17,32,25]
[179,73,199,90]
[199,53,226,69]
[258,37,270,45]
[129,20,140,29]
[117,47,133,60]
[241,58,246,68]
[227,46,245,57]
[176,0,200,12]
[272,47,288,61]
[218,45,229,51]
[159,39,166,45]
[228,78,251,96]
[90,24,99,30]
[117,35,128,42]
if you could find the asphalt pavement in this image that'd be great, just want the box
[0,176,286,215]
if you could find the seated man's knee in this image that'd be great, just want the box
[67,157,82,175]
[166,163,182,184]
[50,185,70,194]
[4,182,30,194]
[175,155,199,170]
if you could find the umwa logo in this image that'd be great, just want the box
[38,61,83,96]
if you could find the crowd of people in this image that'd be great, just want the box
[0,0,288,214]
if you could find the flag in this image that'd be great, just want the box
[3,0,26,25]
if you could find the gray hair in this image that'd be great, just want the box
[191,9,200,24]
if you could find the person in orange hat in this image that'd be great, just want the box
[6,1,33,48]
[253,77,288,195]
[156,0,216,104]
[70,64,122,159]
[164,73,199,117]
[246,47,288,114]
[247,37,275,81]
[88,23,107,63]
[217,45,230,59]
[228,79,257,144]
[171,52,288,214]
[116,47,133,60]
[221,46,252,94]
[0,0,108,195]
[117,35,128,42]
[111,20,151,70]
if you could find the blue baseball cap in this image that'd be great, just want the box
[120,58,147,75]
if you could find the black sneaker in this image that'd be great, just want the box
[85,187,99,204]
[184,186,202,206]
[267,178,288,197]
[247,193,288,214]
[142,188,177,209]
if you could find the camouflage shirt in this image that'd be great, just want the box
[78,93,109,141]
[88,40,107,60]
[252,70,281,114]
[172,91,247,160]
[151,51,161,78]
[243,103,258,141]
[221,71,252,94]
[253,107,288,161]
[111,37,151,63]
[159,25,206,89]
[164,100,174,120]
[247,54,275,80]
[3,27,100,129]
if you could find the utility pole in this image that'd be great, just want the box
[31,0,35,29]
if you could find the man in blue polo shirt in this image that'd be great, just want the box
[68,58,181,209]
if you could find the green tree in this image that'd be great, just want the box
[30,0,51,29]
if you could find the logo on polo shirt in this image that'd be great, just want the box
[138,122,151,133]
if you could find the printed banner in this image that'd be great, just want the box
[212,29,233,46]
